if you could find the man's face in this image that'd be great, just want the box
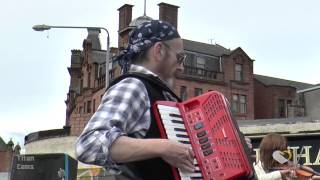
[159,38,186,82]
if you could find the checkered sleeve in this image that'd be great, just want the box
[75,77,150,169]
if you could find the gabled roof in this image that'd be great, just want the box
[182,39,231,57]
[297,85,320,93]
[230,47,254,61]
[254,74,315,91]
[0,136,7,150]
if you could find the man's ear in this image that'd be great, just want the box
[153,42,165,61]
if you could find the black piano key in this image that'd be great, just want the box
[171,119,184,124]
[191,177,203,180]
[179,140,191,144]
[176,134,189,138]
[174,128,187,132]
[195,170,202,173]
[169,113,182,118]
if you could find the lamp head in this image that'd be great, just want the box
[32,24,51,31]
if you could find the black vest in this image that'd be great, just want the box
[108,73,181,180]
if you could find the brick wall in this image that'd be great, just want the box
[254,79,296,119]
[69,88,106,136]
[174,48,255,120]
[0,148,14,172]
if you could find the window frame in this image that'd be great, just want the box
[235,64,243,81]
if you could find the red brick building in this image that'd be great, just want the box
[65,2,314,136]
[254,74,313,119]
[65,2,255,136]
[0,137,20,173]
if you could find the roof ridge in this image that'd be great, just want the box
[254,74,315,85]
[183,38,227,48]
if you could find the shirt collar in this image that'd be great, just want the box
[129,64,158,77]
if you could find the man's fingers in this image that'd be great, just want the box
[187,148,194,164]
[179,161,195,173]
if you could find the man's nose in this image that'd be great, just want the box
[177,63,184,72]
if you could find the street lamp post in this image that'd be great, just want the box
[32,24,110,87]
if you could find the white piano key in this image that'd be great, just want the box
[163,122,185,129]
[157,105,180,113]
[165,133,189,141]
[160,114,183,122]
[180,177,192,180]
[165,129,188,137]
[195,166,200,171]
[158,111,181,117]
[159,111,181,117]
[161,117,182,122]
[166,132,189,139]
[163,121,184,128]
[180,172,202,177]
[167,136,190,143]
[157,105,204,180]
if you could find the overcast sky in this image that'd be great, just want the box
[1,0,319,150]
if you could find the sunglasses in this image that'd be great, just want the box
[162,42,187,65]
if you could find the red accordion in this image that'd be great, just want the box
[153,91,256,180]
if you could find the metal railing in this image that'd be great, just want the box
[179,65,224,82]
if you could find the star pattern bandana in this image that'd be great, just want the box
[116,20,180,73]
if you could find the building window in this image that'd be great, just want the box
[286,100,292,117]
[196,56,205,75]
[278,99,285,118]
[235,64,243,81]
[88,72,91,88]
[180,86,188,101]
[239,95,247,114]
[93,99,96,112]
[98,65,104,78]
[194,88,203,96]
[79,106,83,114]
[87,100,91,113]
[232,94,247,114]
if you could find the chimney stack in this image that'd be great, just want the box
[118,4,134,32]
[158,3,179,29]
[118,4,134,49]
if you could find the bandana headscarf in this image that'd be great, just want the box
[116,20,180,73]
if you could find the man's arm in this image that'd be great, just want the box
[110,136,195,172]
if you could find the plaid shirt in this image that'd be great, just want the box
[76,64,176,171]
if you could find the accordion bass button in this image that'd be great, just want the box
[203,149,213,156]
[196,130,207,138]
[194,122,204,130]
[200,143,211,150]
[198,137,209,144]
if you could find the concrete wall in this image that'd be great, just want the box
[23,136,114,179]
[304,89,320,119]
[0,172,9,180]
[240,121,320,135]
[25,136,77,160]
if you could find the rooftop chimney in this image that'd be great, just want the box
[158,3,179,29]
[118,4,134,32]
[118,4,134,49]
